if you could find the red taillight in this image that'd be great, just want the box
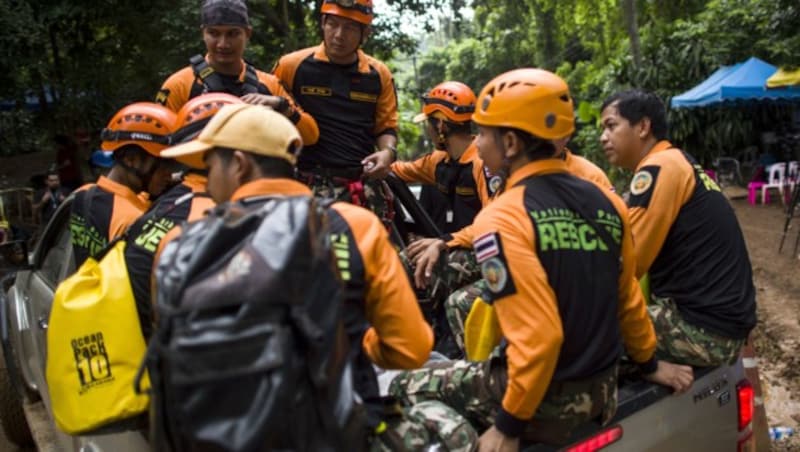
[737,379,754,431]
[566,426,623,452]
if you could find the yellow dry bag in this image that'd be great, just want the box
[46,240,150,434]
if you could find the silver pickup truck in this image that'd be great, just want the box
[0,191,759,451]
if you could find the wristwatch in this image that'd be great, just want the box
[382,145,398,162]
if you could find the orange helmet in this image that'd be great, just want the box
[171,93,244,168]
[472,68,575,140]
[321,0,373,26]
[414,81,476,124]
[101,102,177,157]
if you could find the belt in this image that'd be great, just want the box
[298,165,364,181]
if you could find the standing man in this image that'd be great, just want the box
[273,0,399,220]
[33,170,68,225]
[156,0,318,146]
[600,89,757,367]
[390,69,693,449]
[70,103,177,267]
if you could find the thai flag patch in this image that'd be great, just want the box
[474,232,500,263]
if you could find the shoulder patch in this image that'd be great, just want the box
[474,232,500,263]
[628,166,661,208]
[474,232,517,300]
[155,89,170,105]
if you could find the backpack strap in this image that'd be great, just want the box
[190,54,262,97]
[190,54,221,94]
[241,62,260,95]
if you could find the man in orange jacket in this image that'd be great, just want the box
[70,103,177,267]
[159,104,477,451]
[600,89,756,366]
[156,0,318,146]
[273,1,399,225]
[390,69,693,450]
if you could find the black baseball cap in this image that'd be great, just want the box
[201,0,250,27]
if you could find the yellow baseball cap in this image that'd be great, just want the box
[161,104,302,165]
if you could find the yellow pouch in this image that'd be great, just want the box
[46,240,150,434]
[463,297,503,361]
[640,273,651,303]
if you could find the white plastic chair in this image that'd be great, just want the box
[787,161,799,194]
[762,163,787,205]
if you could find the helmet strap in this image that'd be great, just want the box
[117,157,154,194]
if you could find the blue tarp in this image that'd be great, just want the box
[0,87,56,112]
[671,57,800,108]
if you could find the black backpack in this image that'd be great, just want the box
[140,195,364,451]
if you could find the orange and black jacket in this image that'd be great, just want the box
[156,56,319,146]
[445,149,613,249]
[564,149,613,192]
[471,159,656,438]
[125,173,214,339]
[70,176,150,267]
[628,141,756,339]
[209,179,432,401]
[391,141,497,234]
[273,44,398,170]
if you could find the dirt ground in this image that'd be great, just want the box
[734,199,800,451]
[0,151,798,450]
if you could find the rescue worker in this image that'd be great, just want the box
[389,69,694,450]
[70,103,177,267]
[600,89,757,367]
[156,0,319,146]
[412,123,614,355]
[273,0,399,222]
[159,104,478,451]
[392,81,493,234]
[124,93,239,339]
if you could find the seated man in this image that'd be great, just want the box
[390,69,693,449]
[70,103,177,267]
[159,104,478,451]
[600,89,757,367]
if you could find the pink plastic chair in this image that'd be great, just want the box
[748,181,767,205]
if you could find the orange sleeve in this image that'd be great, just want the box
[373,62,399,136]
[259,72,319,146]
[157,67,193,112]
[446,224,474,249]
[108,198,147,241]
[472,188,563,422]
[607,195,656,364]
[272,50,307,92]
[628,153,695,278]
[390,151,445,185]
[334,203,433,369]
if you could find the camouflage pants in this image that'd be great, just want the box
[444,279,489,353]
[388,358,618,446]
[398,248,481,306]
[307,176,392,225]
[370,400,477,452]
[648,296,745,367]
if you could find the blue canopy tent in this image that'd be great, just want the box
[671,57,800,108]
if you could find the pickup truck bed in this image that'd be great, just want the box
[524,363,748,451]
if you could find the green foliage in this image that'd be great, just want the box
[0,0,451,155]
[401,0,800,184]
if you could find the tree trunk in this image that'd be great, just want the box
[621,0,642,72]
[531,2,559,70]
